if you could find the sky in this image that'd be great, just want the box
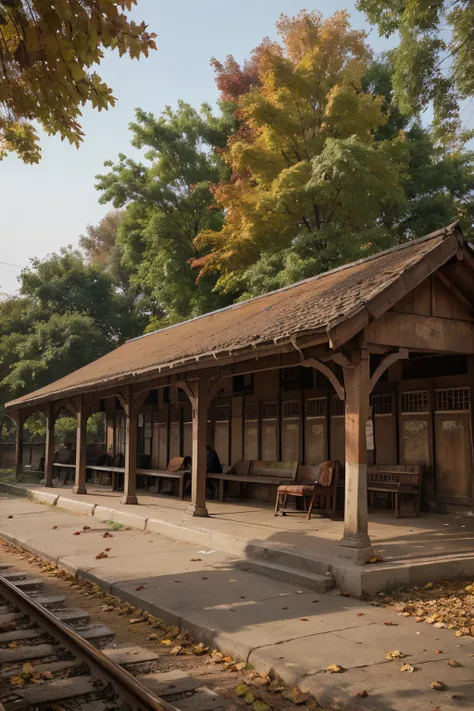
[0,0,397,295]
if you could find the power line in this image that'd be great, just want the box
[0,260,24,269]
[0,267,21,274]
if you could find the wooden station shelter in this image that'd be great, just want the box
[6,223,474,562]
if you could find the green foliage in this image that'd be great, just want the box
[0,0,156,162]
[96,102,235,327]
[357,0,474,144]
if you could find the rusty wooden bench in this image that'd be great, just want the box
[207,460,298,502]
[367,465,422,518]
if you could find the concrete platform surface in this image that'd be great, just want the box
[2,493,474,711]
[3,479,474,596]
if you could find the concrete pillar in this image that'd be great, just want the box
[14,411,25,479]
[44,402,55,487]
[73,397,87,495]
[339,349,374,562]
[187,377,209,517]
[122,387,138,505]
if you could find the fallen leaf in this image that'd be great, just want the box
[431,681,446,691]
[452,693,464,700]
[95,552,108,560]
[193,643,209,656]
[424,582,434,590]
[236,685,250,697]
[252,702,270,711]
[448,659,462,668]
[104,547,111,552]
[342,592,351,597]
[434,650,443,654]
[10,676,25,687]
[235,661,246,671]
[326,664,344,673]
[135,585,145,591]
[355,690,368,698]
[160,639,173,646]
[229,578,238,583]
[147,633,159,640]
[8,641,18,648]
[366,555,384,564]
[400,663,415,673]
[384,622,398,626]
[83,525,90,531]
[170,645,183,655]
[190,558,202,562]
[465,585,474,594]
[282,687,310,704]
[22,663,34,675]
[52,525,58,529]
[73,531,81,536]
[386,650,406,660]
[7,515,13,519]
[299,617,309,621]
[103,532,113,538]
[357,612,364,617]
[244,691,255,704]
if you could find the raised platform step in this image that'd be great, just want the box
[244,559,334,592]
[246,543,332,576]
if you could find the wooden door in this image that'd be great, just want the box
[434,387,473,505]
[305,397,327,465]
[371,393,397,464]
[243,400,259,461]
[400,390,430,468]
[281,400,300,463]
[330,396,345,467]
[214,403,230,466]
[261,402,278,461]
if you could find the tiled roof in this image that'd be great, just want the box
[6,223,462,409]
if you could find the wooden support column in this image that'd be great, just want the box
[189,377,209,517]
[73,396,87,495]
[44,402,55,488]
[339,349,374,562]
[122,386,138,505]
[14,411,25,480]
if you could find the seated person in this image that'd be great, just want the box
[206,444,222,474]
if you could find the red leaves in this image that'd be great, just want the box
[73,531,81,536]
[104,547,111,552]
[52,525,58,530]
[103,532,113,539]
[355,691,368,698]
[384,621,398,626]
[136,585,145,591]
[95,551,108,560]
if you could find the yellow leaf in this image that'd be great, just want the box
[448,659,462,668]
[10,676,25,687]
[244,692,255,704]
[400,663,415,673]
[424,581,434,589]
[160,639,173,646]
[22,662,34,676]
[236,685,250,697]
[386,650,406,660]
[431,681,446,691]
[325,664,344,673]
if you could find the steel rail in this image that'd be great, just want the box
[0,573,177,711]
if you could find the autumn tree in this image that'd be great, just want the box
[0,0,156,163]
[193,11,409,295]
[95,102,234,329]
[357,0,474,143]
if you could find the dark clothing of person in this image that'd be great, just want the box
[206,448,222,474]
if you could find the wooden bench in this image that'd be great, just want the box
[208,460,298,502]
[367,465,422,518]
[136,467,190,499]
[52,462,76,484]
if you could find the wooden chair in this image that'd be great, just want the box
[274,460,339,520]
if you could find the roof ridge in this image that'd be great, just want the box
[127,222,461,344]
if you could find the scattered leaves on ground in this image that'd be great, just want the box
[355,690,368,698]
[95,551,108,560]
[400,663,416,673]
[386,650,406,660]
[431,681,446,691]
[282,687,310,704]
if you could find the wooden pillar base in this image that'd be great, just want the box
[72,485,87,495]
[121,494,138,505]
[185,503,209,517]
[339,533,374,563]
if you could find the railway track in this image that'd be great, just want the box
[0,565,227,711]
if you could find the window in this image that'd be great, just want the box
[307,397,327,417]
[435,388,470,412]
[280,366,313,392]
[402,391,429,414]
[244,402,258,421]
[233,374,254,395]
[283,400,300,418]
[402,354,467,380]
[331,396,345,417]
[215,405,230,422]
[371,393,393,416]
[262,402,278,420]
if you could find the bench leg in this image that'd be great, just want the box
[218,479,224,502]
[274,491,281,516]
[307,494,316,520]
[395,492,400,518]
[178,477,184,500]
